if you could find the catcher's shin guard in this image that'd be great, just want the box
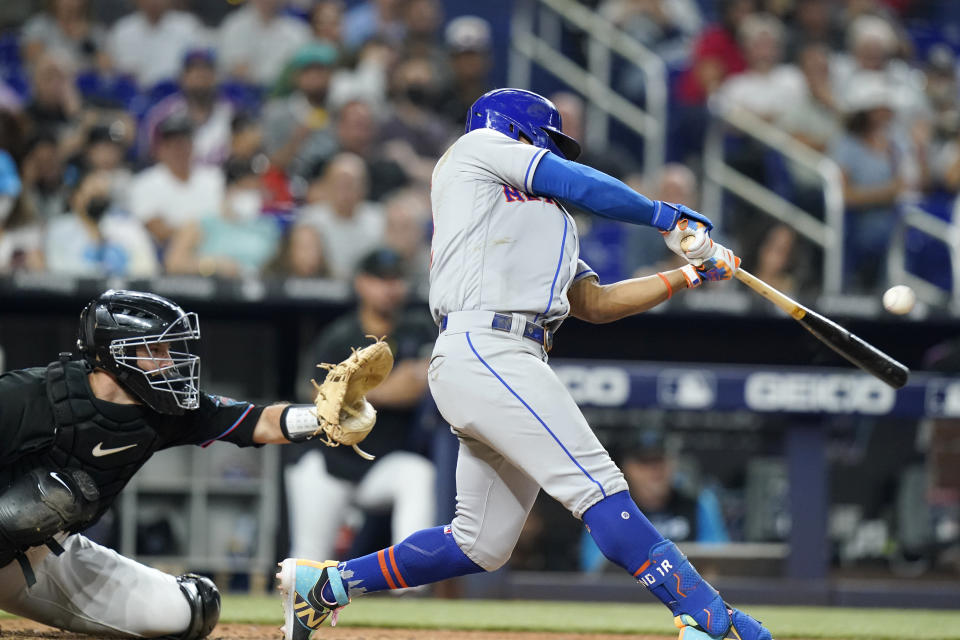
[276,558,349,640]
[171,573,221,640]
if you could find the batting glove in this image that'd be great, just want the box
[691,241,740,282]
[662,218,713,262]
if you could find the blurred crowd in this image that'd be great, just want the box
[0,0,497,293]
[1,0,959,296]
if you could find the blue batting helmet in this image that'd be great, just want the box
[465,88,581,160]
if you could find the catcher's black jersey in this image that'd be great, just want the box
[0,361,264,501]
[288,309,436,482]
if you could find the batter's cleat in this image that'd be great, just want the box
[276,558,350,640]
[674,609,774,640]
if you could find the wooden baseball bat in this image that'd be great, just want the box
[680,237,909,388]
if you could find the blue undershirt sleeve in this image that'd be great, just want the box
[531,152,679,231]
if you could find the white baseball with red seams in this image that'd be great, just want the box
[882,285,916,315]
[427,127,628,571]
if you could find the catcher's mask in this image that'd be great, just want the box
[77,289,201,415]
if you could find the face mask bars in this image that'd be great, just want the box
[109,312,202,410]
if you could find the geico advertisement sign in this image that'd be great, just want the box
[925,380,960,417]
[555,366,630,406]
[745,373,895,414]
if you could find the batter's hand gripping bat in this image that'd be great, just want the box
[680,236,909,389]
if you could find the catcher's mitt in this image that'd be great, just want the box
[311,336,394,460]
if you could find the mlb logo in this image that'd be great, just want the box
[443,525,452,535]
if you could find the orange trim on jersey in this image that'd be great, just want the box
[377,550,398,589]
[387,546,409,588]
[703,608,712,632]
[632,560,652,578]
[674,573,686,597]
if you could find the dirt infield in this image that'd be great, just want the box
[0,619,682,640]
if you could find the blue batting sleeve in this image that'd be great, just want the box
[532,153,705,231]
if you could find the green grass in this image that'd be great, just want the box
[218,595,958,639]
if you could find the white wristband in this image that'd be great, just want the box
[280,405,319,442]
[680,264,702,288]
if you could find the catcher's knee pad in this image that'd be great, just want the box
[638,540,730,638]
[0,468,99,573]
[174,573,221,640]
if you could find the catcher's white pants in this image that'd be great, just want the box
[428,317,628,571]
[285,450,436,560]
[0,533,191,637]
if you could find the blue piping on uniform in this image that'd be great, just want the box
[523,148,546,193]
[465,331,607,499]
[535,213,568,323]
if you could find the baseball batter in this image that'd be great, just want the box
[0,290,373,638]
[278,89,774,640]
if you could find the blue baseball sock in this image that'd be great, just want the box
[322,525,484,601]
[582,490,665,577]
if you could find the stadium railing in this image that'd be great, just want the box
[508,0,666,180]
[887,203,960,310]
[702,100,846,296]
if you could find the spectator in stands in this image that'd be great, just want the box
[779,41,841,154]
[716,13,804,121]
[783,0,840,58]
[832,14,927,125]
[380,57,455,183]
[580,428,728,573]
[333,98,408,200]
[165,158,280,278]
[830,74,913,291]
[20,132,68,221]
[44,168,157,278]
[81,122,133,207]
[342,0,406,51]
[382,187,431,294]
[264,222,329,278]
[753,223,801,296]
[218,0,311,87]
[108,0,205,89]
[310,0,345,52]
[23,50,81,139]
[262,43,339,182]
[438,16,493,128]
[671,0,754,160]
[599,0,702,66]
[128,113,225,251]
[299,152,384,281]
[402,0,446,65]
[285,247,436,560]
[21,0,108,72]
[675,0,753,107]
[0,151,43,273]
[140,48,234,166]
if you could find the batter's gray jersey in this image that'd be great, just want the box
[429,128,597,328]
[426,128,627,572]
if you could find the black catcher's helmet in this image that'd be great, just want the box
[77,290,201,415]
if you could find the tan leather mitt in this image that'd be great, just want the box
[311,336,394,460]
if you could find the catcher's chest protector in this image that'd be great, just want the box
[41,358,162,530]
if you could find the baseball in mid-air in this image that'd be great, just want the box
[882,285,916,315]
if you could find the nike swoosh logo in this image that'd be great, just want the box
[92,442,138,457]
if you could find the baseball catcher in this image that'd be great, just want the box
[0,289,388,638]
[277,88,773,640]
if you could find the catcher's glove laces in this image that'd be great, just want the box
[309,335,394,460]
